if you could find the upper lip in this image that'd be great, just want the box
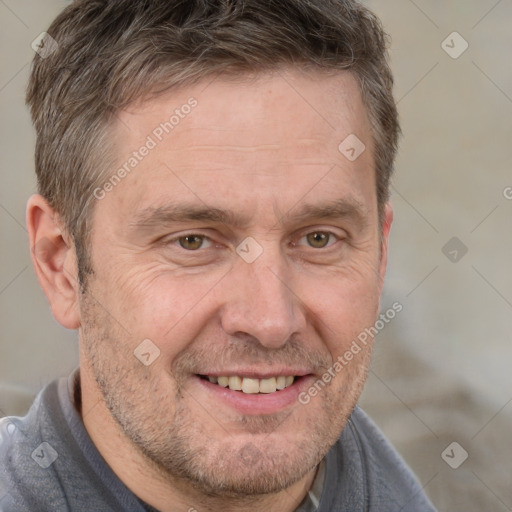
[197,369,312,379]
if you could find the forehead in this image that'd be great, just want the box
[117,68,368,146]
[100,68,376,228]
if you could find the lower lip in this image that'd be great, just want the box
[193,375,314,415]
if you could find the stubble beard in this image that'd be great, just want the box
[79,291,371,499]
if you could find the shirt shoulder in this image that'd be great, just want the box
[0,381,60,511]
[0,376,144,512]
[318,406,437,512]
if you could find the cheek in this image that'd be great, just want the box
[297,259,381,354]
[102,262,227,354]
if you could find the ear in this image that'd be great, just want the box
[26,194,81,329]
[377,202,393,291]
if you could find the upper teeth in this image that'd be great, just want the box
[208,375,295,394]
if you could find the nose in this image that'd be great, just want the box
[219,256,306,349]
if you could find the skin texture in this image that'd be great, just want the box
[27,68,392,512]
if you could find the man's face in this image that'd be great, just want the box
[79,69,391,496]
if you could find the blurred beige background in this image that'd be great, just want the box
[1,1,511,510]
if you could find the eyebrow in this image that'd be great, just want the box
[129,204,251,233]
[129,197,369,235]
[279,198,369,229]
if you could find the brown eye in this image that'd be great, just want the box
[306,232,331,248]
[178,235,206,250]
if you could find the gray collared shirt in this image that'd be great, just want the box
[0,371,436,511]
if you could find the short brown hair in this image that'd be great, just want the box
[27,0,400,286]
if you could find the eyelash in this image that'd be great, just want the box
[176,234,213,250]
[169,230,343,251]
[295,231,339,249]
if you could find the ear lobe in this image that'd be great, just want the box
[26,194,81,329]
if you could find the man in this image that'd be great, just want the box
[0,0,436,510]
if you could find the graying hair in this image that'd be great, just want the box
[26,0,400,286]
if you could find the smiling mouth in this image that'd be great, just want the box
[199,375,297,394]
